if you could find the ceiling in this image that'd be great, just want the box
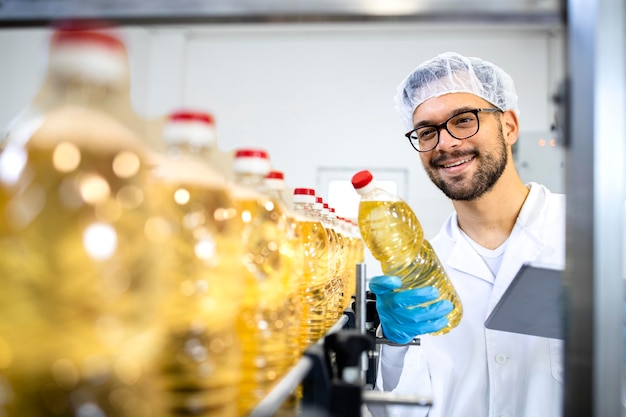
[0,0,564,27]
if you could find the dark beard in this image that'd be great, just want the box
[425,130,508,201]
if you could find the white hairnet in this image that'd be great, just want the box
[394,52,519,130]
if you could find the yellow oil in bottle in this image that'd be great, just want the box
[264,174,303,366]
[0,108,161,416]
[341,219,361,311]
[149,152,243,417]
[294,218,329,350]
[353,220,366,271]
[333,223,349,313]
[358,200,462,334]
[320,208,345,330]
[274,204,303,364]
[320,224,339,330]
[231,191,294,416]
[266,199,302,417]
[275,204,303,417]
[331,216,346,321]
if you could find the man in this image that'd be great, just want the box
[367,52,564,417]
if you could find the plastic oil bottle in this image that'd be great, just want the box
[264,170,295,208]
[351,170,462,335]
[331,210,353,311]
[263,170,302,359]
[263,170,307,417]
[319,201,345,328]
[291,188,330,350]
[312,197,337,332]
[337,216,360,311]
[2,22,162,154]
[150,110,244,417]
[230,149,296,415]
[161,110,234,179]
[349,218,366,298]
[0,25,162,417]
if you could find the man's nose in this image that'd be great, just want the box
[435,127,461,151]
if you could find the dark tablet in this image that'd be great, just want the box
[484,263,564,339]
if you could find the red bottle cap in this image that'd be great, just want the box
[168,111,215,125]
[294,188,315,196]
[351,170,373,190]
[266,171,284,180]
[51,25,124,51]
[293,188,315,204]
[233,148,271,175]
[164,109,217,146]
[235,149,269,159]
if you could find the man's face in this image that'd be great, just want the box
[412,93,513,201]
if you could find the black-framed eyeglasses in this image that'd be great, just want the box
[404,108,502,153]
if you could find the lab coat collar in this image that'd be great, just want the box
[445,214,495,283]
[442,183,550,287]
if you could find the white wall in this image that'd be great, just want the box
[0,23,565,275]
[147,23,565,233]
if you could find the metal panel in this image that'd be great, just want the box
[0,0,563,26]
[563,1,594,414]
[565,0,625,415]
[592,0,626,414]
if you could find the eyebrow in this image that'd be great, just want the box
[413,106,479,129]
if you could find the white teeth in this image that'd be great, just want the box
[442,157,472,168]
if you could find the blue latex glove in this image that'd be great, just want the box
[369,275,454,344]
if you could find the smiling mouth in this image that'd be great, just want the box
[440,156,474,169]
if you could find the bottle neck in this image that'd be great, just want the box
[49,75,127,106]
[166,142,216,159]
[265,187,284,203]
[293,201,319,218]
[319,212,334,228]
[234,171,266,191]
[34,40,134,119]
[29,72,145,148]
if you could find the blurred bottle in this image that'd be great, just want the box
[264,170,294,208]
[263,170,302,354]
[351,170,462,335]
[161,110,235,178]
[230,149,296,415]
[292,188,330,349]
[0,24,162,417]
[150,111,244,416]
[262,170,305,417]
[1,21,162,153]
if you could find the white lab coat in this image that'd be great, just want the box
[368,183,565,417]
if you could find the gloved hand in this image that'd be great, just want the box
[369,275,454,344]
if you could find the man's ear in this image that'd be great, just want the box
[502,110,520,145]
